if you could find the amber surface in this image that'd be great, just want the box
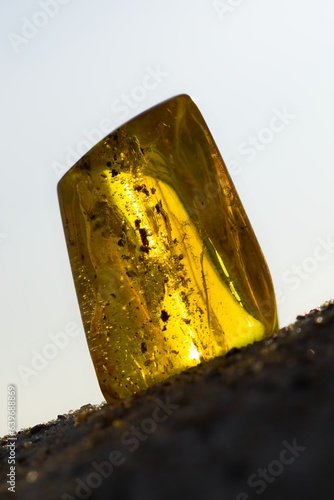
[58,95,278,401]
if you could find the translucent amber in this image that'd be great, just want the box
[58,95,278,401]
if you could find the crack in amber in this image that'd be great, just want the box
[58,95,278,401]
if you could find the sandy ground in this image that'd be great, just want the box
[1,301,334,499]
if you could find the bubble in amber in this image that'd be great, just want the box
[57,95,278,401]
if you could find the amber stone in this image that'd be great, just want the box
[57,95,278,401]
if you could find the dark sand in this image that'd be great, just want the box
[1,301,334,499]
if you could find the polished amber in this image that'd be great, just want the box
[58,95,278,401]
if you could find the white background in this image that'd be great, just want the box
[1,0,334,437]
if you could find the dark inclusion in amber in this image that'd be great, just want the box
[57,95,278,401]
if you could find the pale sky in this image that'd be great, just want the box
[1,0,334,436]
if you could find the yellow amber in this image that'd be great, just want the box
[57,95,278,401]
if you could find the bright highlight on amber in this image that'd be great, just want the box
[58,95,278,401]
